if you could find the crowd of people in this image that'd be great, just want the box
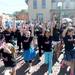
[0,19,75,75]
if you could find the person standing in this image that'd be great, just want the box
[62,27,75,75]
[21,30,36,74]
[53,25,61,61]
[3,27,12,43]
[42,26,53,75]
[36,25,44,61]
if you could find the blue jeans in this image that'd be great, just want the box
[23,48,36,62]
[44,51,53,74]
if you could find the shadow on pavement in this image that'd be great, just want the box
[32,64,48,75]
[58,66,70,75]
[0,65,5,75]
[53,53,57,66]
[33,53,41,66]
[16,63,29,75]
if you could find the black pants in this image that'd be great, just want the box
[38,44,42,57]
[17,42,21,51]
[0,49,3,59]
[37,36,43,57]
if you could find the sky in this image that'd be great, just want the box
[0,0,28,14]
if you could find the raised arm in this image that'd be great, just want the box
[50,25,53,36]
[3,43,12,54]
[62,27,68,37]
[12,18,16,32]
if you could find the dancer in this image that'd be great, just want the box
[43,26,53,75]
[62,26,75,75]
[0,41,16,75]
[21,30,36,74]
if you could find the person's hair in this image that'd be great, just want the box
[7,43,16,54]
[44,29,51,35]
[66,27,74,35]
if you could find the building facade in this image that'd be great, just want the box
[51,0,75,19]
[26,0,75,22]
[15,12,29,21]
[26,0,51,22]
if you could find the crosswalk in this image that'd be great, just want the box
[0,51,71,75]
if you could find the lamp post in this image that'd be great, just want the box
[57,2,62,27]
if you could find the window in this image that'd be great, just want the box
[51,0,61,2]
[37,13,43,22]
[71,0,75,1]
[51,0,56,2]
[33,0,37,9]
[42,0,46,8]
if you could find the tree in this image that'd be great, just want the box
[13,9,28,20]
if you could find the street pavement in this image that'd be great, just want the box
[0,51,71,75]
